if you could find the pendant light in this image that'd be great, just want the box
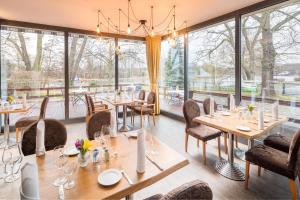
[116,9,122,55]
[96,10,100,33]
[150,6,154,37]
[127,0,131,34]
[172,5,177,37]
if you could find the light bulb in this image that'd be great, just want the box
[151,29,155,37]
[169,38,176,48]
[173,29,177,37]
[96,25,100,33]
[127,25,131,34]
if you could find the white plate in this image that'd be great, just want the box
[98,169,122,186]
[221,111,231,116]
[264,119,270,123]
[63,147,79,156]
[236,125,251,132]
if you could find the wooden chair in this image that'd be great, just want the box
[183,99,222,165]
[86,111,111,140]
[144,179,213,200]
[245,129,300,200]
[15,97,49,143]
[84,94,108,124]
[132,91,156,128]
[21,119,67,156]
[129,90,145,125]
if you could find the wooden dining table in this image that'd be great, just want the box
[193,110,287,181]
[1,133,188,199]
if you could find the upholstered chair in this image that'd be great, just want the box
[183,99,222,165]
[144,180,213,200]
[264,134,290,153]
[86,111,111,140]
[245,129,300,200]
[21,119,67,156]
[132,91,156,128]
[15,97,49,143]
[129,90,146,125]
[85,94,108,124]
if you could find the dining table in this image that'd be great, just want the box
[193,109,287,181]
[0,103,34,148]
[1,132,188,199]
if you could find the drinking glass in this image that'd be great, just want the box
[147,132,157,156]
[63,161,77,190]
[217,104,223,113]
[4,144,22,183]
[53,145,68,187]
[2,147,12,178]
[94,131,102,147]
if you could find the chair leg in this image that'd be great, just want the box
[130,110,133,126]
[140,112,143,128]
[202,141,206,165]
[258,166,261,176]
[185,132,189,152]
[289,179,297,200]
[244,161,250,189]
[217,137,221,158]
[152,113,155,126]
[224,133,228,154]
[235,136,238,148]
[16,128,19,143]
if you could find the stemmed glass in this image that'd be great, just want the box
[94,131,102,147]
[63,161,77,190]
[3,144,22,183]
[53,145,68,187]
[1,146,12,179]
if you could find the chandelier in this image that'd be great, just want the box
[95,0,187,53]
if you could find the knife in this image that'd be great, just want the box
[146,154,164,171]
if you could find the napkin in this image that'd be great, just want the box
[272,101,279,120]
[229,94,235,111]
[136,129,146,173]
[22,94,27,109]
[20,163,40,200]
[35,120,45,156]
[258,109,264,130]
[209,96,214,116]
[110,108,117,137]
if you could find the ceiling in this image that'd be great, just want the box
[0,0,263,37]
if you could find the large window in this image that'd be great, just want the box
[188,20,235,109]
[118,40,149,93]
[241,2,300,118]
[68,34,115,118]
[1,26,65,123]
[160,36,184,116]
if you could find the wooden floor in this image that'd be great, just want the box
[7,115,297,199]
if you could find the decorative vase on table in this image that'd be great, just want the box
[75,139,92,168]
[77,152,90,167]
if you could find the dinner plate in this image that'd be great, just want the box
[236,125,251,132]
[63,147,79,156]
[221,111,231,116]
[98,169,122,186]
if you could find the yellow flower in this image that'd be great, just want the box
[82,139,92,151]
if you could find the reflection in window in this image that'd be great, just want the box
[68,34,115,118]
[241,2,300,118]
[188,20,235,108]
[1,26,65,122]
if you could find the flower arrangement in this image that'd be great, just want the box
[75,139,92,156]
[247,104,254,113]
[7,96,14,104]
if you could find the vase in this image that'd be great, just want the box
[77,152,90,167]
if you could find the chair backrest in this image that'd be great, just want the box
[183,99,200,129]
[84,94,92,116]
[203,97,217,115]
[161,180,213,200]
[21,119,67,156]
[147,91,156,104]
[39,97,49,119]
[138,90,146,100]
[88,95,96,113]
[287,129,300,173]
[86,111,111,140]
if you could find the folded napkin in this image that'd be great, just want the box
[229,94,235,111]
[209,96,214,116]
[110,108,117,137]
[35,120,45,156]
[20,163,40,200]
[136,129,146,173]
[272,101,279,120]
[22,94,27,109]
[258,109,264,130]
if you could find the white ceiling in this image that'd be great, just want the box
[0,0,263,37]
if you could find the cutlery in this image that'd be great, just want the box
[120,170,133,185]
[146,154,164,171]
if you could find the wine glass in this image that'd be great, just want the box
[53,145,68,187]
[2,146,12,178]
[63,161,77,190]
[94,131,102,147]
[217,104,223,113]
[4,145,22,183]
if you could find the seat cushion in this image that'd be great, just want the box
[187,125,222,142]
[15,116,39,128]
[264,134,290,153]
[245,144,296,179]
[133,106,154,114]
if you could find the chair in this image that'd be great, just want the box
[15,97,49,143]
[84,94,108,124]
[144,180,213,200]
[129,90,146,125]
[132,91,156,128]
[183,99,222,165]
[264,134,290,153]
[245,129,300,200]
[86,111,111,140]
[202,97,229,154]
[21,119,67,156]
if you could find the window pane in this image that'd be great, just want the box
[118,40,149,91]
[68,34,115,118]
[1,26,65,123]
[188,20,235,109]
[160,36,184,116]
[241,2,300,119]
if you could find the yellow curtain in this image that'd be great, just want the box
[146,36,161,114]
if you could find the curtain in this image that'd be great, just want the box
[146,36,161,114]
